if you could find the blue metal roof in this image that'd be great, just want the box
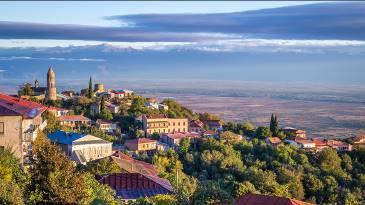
[48,130,84,145]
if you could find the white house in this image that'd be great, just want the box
[48,130,113,164]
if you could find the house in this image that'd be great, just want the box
[189,119,205,133]
[160,132,201,148]
[327,140,352,151]
[48,130,112,164]
[61,90,74,98]
[312,138,329,151]
[281,127,306,138]
[124,138,157,154]
[265,137,282,146]
[97,91,115,100]
[144,102,168,111]
[349,135,365,148]
[106,103,120,114]
[286,137,315,149]
[142,114,188,136]
[122,90,134,97]
[96,119,118,133]
[202,119,223,131]
[112,91,125,99]
[223,193,313,205]
[47,106,69,117]
[0,93,47,163]
[97,172,173,201]
[203,130,219,139]
[57,115,91,129]
[111,151,158,176]
[94,83,105,93]
[90,102,100,115]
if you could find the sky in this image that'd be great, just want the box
[0,1,323,47]
[1,1,365,88]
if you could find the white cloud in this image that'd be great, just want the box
[0,56,105,62]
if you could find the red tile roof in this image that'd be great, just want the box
[327,140,349,147]
[267,137,282,144]
[125,138,157,145]
[233,194,313,205]
[96,119,115,125]
[203,130,217,135]
[98,173,173,200]
[57,115,90,122]
[112,152,158,176]
[145,114,167,119]
[0,93,47,119]
[190,119,204,128]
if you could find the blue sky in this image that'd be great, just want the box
[0,1,327,47]
[1,1,365,87]
[1,1,321,25]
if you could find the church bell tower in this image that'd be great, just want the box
[46,66,57,101]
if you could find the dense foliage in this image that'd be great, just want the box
[151,137,365,204]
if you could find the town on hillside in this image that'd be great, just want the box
[1,67,364,204]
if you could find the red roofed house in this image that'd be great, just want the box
[57,115,91,130]
[161,132,201,148]
[112,91,125,99]
[189,119,205,133]
[225,193,313,205]
[97,172,173,201]
[327,139,352,151]
[202,119,223,131]
[0,93,47,163]
[350,135,365,148]
[111,152,158,176]
[124,138,157,154]
[47,106,69,117]
[265,137,282,146]
[96,119,118,133]
[281,127,306,138]
[312,138,329,151]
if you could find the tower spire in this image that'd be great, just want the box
[46,66,57,101]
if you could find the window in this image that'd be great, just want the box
[0,146,4,152]
[183,122,186,126]
[0,122,5,134]
[178,122,180,126]
[0,122,4,134]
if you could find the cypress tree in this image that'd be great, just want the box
[270,114,275,133]
[88,76,93,98]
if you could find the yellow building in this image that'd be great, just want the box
[142,114,188,136]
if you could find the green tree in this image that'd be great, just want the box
[82,158,121,175]
[234,181,257,197]
[270,114,279,136]
[255,126,271,139]
[0,148,28,205]
[18,83,34,96]
[28,132,91,204]
[179,138,190,155]
[87,76,93,98]
[192,181,232,205]
[84,173,117,205]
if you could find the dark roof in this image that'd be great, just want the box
[118,188,170,200]
[0,106,20,116]
[31,87,47,93]
[233,194,313,205]
[145,114,167,119]
[98,173,173,200]
[111,152,158,176]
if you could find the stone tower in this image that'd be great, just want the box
[46,66,57,101]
